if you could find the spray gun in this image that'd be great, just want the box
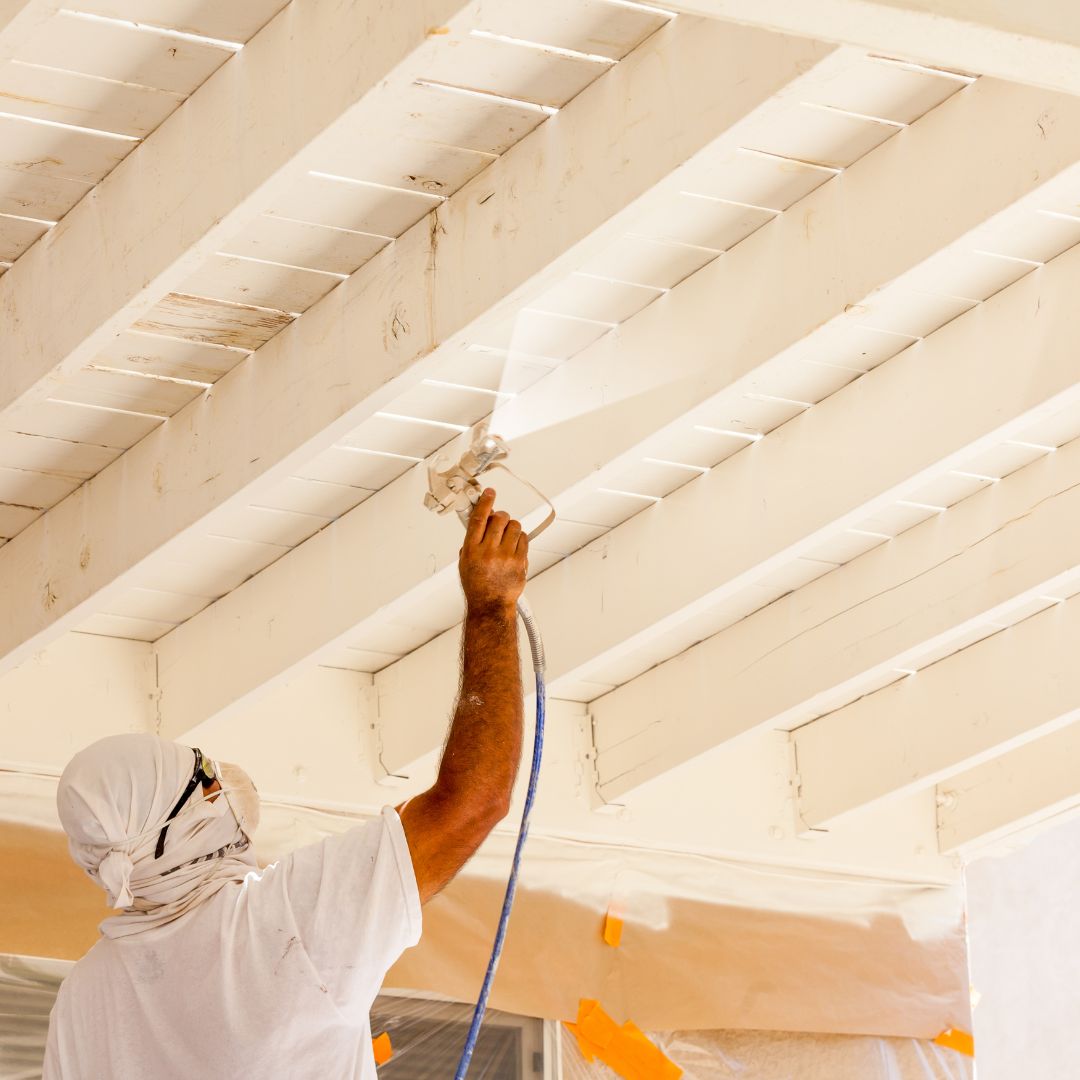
[424,428,556,541]
[423,425,550,1080]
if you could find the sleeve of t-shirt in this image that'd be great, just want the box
[280,806,422,1019]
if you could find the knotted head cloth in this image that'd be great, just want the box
[57,733,259,938]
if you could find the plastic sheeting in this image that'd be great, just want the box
[0,954,69,1080]
[384,830,970,1038]
[561,1027,974,1080]
[0,768,971,1040]
[0,954,972,1080]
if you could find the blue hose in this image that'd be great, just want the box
[453,668,546,1079]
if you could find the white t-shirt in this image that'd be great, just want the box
[44,808,422,1079]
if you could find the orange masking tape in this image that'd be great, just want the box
[565,999,683,1079]
[372,1032,393,1065]
[933,1028,974,1057]
[603,910,624,948]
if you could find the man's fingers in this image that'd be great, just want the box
[484,509,511,546]
[515,531,529,559]
[502,519,522,550]
[465,488,496,545]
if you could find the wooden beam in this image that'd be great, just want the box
[936,723,1080,853]
[589,436,1080,803]
[152,77,1080,742]
[667,0,1080,97]
[0,1,54,51]
[0,0,476,417]
[0,633,155,771]
[794,587,1080,828]
[179,678,954,885]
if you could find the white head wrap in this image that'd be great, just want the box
[56,733,260,938]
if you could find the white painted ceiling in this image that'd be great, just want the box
[4,0,1080,897]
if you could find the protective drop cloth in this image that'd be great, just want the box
[3,957,972,1080]
[561,1026,974,1080]
[0,769,970,1043]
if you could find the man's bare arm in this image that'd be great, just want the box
[399,488,527,904]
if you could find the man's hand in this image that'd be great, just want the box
[459,488,528,613]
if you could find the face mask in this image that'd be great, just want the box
[215,760,261,840]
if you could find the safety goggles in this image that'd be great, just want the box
[155,747,216,859]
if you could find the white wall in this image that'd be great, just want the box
[966,813,1080,1079]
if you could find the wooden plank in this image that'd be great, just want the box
[589,437,1080,802]
[293,447,416,490]
[0,57,183,137]
[131,293,294,349]
[76,612,177,640]
[0,501,39,537]
[268,174,442,239]
[103,586,211,623]
[68,1,291,44]
[218,215,388,277]
[937,714,1080,852]
[0,165,90,220]
[17,10,236,96]
[370,80,549,156]
[629,193,774,252]
[128,533,290,599]
[801,56,964,126]
[50,368,204,418]
[0,1,57,59]
[745,104,897,170]
[0,463,79,507]
[312,136,493,199]
[0,210,46,260]
[668,0,1080,95]
[0,113,134,185]
[0,430,120,479]
[476,0,669,61]
[208,505,331,548]
[5,398,162,447]
[253,476,374,520]
[795,591,1080,828]
[180,254,344,313]
[421,32,611,108]
[93,331,247,384]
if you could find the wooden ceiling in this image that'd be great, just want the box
[3,0,1080,946]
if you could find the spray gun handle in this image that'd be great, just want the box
[456,483,481,531]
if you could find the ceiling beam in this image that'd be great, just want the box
[174,677,953,885]
[588,435,1080,804]
[0,633,154,772]
[667,0,1080,96]
[0,1,54,52]
[0,0,477,420]
[151,77,1080,743]
[936,724,1080,853]
[0,17,831,676]
[794,585,1080,829]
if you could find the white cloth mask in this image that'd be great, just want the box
[56,734,259,938]
[215,760,260,840]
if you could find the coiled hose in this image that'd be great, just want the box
[453,596,546,1079]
